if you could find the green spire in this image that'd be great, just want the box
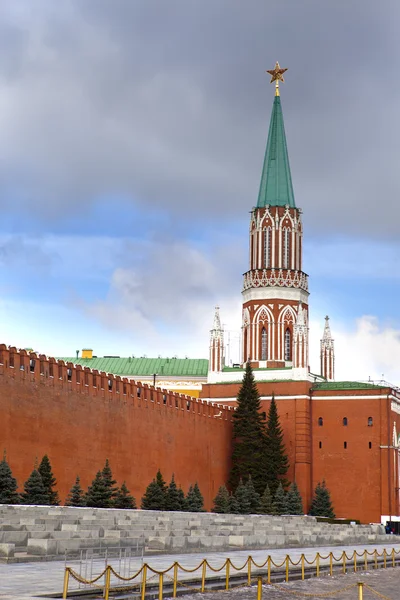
[257,96,295,209]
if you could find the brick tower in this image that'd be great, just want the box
[241,64,309,376]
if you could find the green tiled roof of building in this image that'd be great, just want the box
[57,357,209,377]
[257,96,295,209]
[313,381,387,391]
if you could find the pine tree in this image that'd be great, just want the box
[0,453,19,504]
[165,475,183,511]
[85,471,110,508]
[229,363,268,494]
[272,482,286,515]
[114,482,136,509]
[21,469,48,505]
[212,485,230,513]
[65,476,86,507]
[141,479,166,510]
[284,482,303,515]
[260,485,274,515]
[309,481,335,518]
[177,486,186,511]
[234,478,251,514]
[228,492,241,514]
[185,483,204,512]
[102,459,118,506]
[245,476,261,514]
[264,395,289,494]
[38,455,59,505]
[153,469,167,510]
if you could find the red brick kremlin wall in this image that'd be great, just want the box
[201,381,400,524]
[0,345,233,509]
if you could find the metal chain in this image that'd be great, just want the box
[364,584,393,600]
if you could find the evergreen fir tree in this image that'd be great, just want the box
[229,363,268,494]
[85,471,110,508]
[264,395,289,494]
[141,479,166,510]
[102,459,118,506]
[0,452,19,504]
[284,482,303,515]
[65,476,86,507]
[114,482,136,509]
[38,455,59,505]
[228,492,241,514]
[260,485,274,515]
[153,469,167,510]
[177,486,186,511]
[165,475,183,511]
[185,483,204,512]
[21,469,48,505]
[212,485,230,513]
[309,481,335,518]
[272,482,286,515]
[234,478,251,514]
[245,476,261,514]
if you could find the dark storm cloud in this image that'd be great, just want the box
[0,0,398,235]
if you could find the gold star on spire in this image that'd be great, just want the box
[266,62,288,96]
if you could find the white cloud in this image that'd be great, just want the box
[310,314,400,384]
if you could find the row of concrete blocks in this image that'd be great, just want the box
[0,531,392,559]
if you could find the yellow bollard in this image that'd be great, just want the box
[201,561,207,593]
[374,549,378,570]
[329,552,333,577]
[62,568,70,600]
[316,553,320,577]
[358,581,364,600]
[267,556,271,584]
[353,550,357,573]
[392,548,395,567]
[225,560,230,590]
[104,566,111,600]
[159,573,163,600]
[285,555,289,582]
[301,554,305,580]
[141,564,147,600]
[173,563,178,598]
[383,549,387,569]
[342,552,346,574]
[364,550,368,571]
[247,556,252,586]
[257,575,263,600]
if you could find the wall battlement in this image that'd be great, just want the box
[0,344,232,420]
[0,343,233,508]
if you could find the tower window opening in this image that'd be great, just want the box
[319,441,322,449]
[284,328,291,361]
[343,417,348,426]
[344,441,347,449]
[261,327,267,361]
[264,227,271,268]
[368,417,373,427]
[369,442,372,449]
[283,228,290,269]
[318,417,323,426]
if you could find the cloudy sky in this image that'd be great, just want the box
[0,0,399,382]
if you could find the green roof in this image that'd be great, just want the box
[313,381,387,391]
[57,357,209,378]
[257,96,295,209]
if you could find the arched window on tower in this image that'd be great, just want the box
[283,228,290,269]
[261,327,267,361]
[284,328,291,361]
[264,227,271,268]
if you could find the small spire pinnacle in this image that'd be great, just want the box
[323,315,332,340]
[267,61,288,97]
[212,306,222,331]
